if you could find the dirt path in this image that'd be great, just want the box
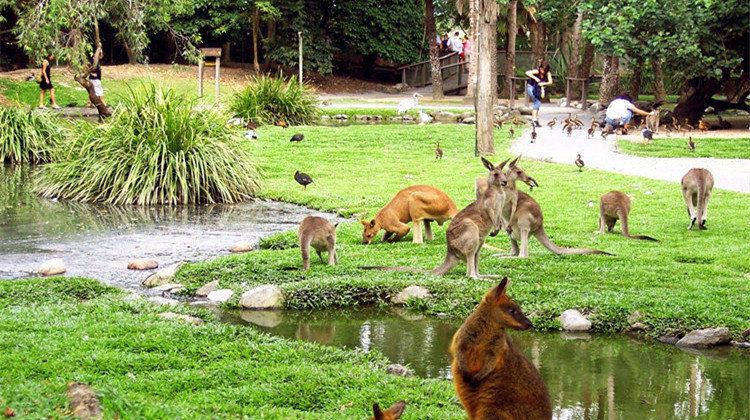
[511,105,750,193]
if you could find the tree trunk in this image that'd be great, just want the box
[424,0,443,99]
[567,11,583,100]
[222,42,233,65]
[252,9,260,73]
[651,59,667,103]
[598,55,620,105]
[466,0,478,98]
[123,41,137,64]
[672,77,722,124]
[629,57,643,100]
[529,17,546,67]
[475,0,499,156]
[504,0,517,101]
[76,22,110,119]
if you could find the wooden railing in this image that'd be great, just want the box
[398,52,464,91]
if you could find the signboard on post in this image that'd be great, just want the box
[198,48,222,102]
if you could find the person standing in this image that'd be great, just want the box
[525,62,552,127]
[87,54,106,107]
[461,34,472,61]
[38,54,60,109]
[440,34,450,54]
[449,31,463,55]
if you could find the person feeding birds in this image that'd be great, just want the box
[604,94,655,133]
[525,62,553,128]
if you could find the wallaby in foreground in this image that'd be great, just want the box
[298,216,337,270]
[361,185,458,244]
[451,278,552,420]
[371,401,406,420]
[599,191,658,241]
[499,157,612,258]
[681,168,714,230]
[362,158,509,279]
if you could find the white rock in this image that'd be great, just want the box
[128,258,159,270]
[158,312,203,325]
[153,283,184,293]
[147,296,178,306]
[37,258,66,276]
[207,289,234,303]
[142,262,184,287]
[676,327,732,348]
[230,241,254,253]
[195,280,219,297]
[391,285,431,305]
[385,363,414,377]
[559,309,592,332]
[239,285,284,309]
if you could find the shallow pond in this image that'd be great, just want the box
[225,308,750,419]
[0,167,340,289]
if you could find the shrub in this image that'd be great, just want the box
[230,75,319,125]
[34,85,261,205]
[0,107,63,164]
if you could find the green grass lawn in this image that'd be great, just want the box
[618,137,750,159]
[0,277,461,418]
[172,124,750,338]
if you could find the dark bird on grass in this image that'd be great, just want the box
[688,137,696,151]
[276,120,289,128]
[509,126,515,137]
[547,118,557,129]
[642,128,653,141]
[435,142,443,159]
[566,124,573,137]
[575,154,585,171]
[290,133,305,142]
[294,170,314,189]
[530,125,537,143]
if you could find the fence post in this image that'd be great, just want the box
[298,31,303,86]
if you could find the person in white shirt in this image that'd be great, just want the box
[605,94,653,129]
[449,31,463,54]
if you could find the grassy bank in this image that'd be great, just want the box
[176,124,750,337]
[320,107,472,120]
[618,137,750,159]
[0,277,460,418]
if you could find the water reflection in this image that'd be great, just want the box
[225,308,750,419]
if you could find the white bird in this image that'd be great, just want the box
[245,129,258,140]
[418,109,433,124]
[397,93,423,114]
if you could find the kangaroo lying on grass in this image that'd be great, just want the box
[493,157,612,258]
[599,191,658,241]
[362,158,509,279]
[361,185,458,244]
[681,168,714,230]
[451,277,552,420]
[298,216,338,270]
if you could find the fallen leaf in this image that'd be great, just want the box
[4,407,15,418]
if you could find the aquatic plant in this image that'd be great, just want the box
[230,75,319,126]
[34,84,261,205]
[0,107,63,164]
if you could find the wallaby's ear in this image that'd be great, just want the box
[510,155,521,167]
[387,401,407,418]
[494,277,511,298]
[369,219,376,228]
[481,157,494,171]
[497,158,510,170]
[360,220,369,227]
[334,222,340,228]
[372,403,384,419]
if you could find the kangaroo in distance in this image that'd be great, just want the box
[681,168,714,230]
[498,157,612,258]
[599,191,658,241]
[371,401,406,420]
[361,158,509,278]
[298,216,338,270]
[451,277,552,420]
[361,185,458,244]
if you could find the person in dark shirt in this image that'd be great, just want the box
[87,52,106,107]
[525,62,553,127]
[38,54,61,109]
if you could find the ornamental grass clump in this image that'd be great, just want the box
[230,75,319,125]
[34,85,261,205]
[0,107,62,164]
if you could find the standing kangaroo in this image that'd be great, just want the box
[298,216,337,270]
[681,168,714,230]
[499,157,611,258]
[599,191,658,241]
[451,277,552,420]
[361,185,458,244]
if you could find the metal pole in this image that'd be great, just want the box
[214,56,221,104]
[198,59,204,97]
[298,31,303,86]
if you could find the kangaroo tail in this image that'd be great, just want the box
[617,209,657,241]
[430,252,460,276]
[359,266,427,273]
[629,235,660,242]
[534,228,613,256]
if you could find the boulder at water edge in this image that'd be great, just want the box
[142,262,183,287]
[195,280,219,297]
[391,285,431,305]
[158,312,204,326]
[147,296,178,306]
[128,258,158,270]
[559,309,592,332]
[37,258,66,276]
[676,327,732,348]
[207,289,234,303]
[240,285,284,309]
[230,241,254,253]
[385,363,414,377]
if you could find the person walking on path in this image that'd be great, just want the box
[525,63,552,127]
[38,54,60,109]
[604,93,654,131]
[87,53,106,107]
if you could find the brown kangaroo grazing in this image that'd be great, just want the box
[298,216,338,270]
[361,185,458,244]
[371,401,406,420]
[451,278,552,420]
[681,168,714,230]
[500,157,612,258]
[599,191,658,241]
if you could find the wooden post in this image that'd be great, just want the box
[198,59,204,97]
[298,31,303,85]
[566,78,571,104]
[509,78,515,109]
[582,80,589,110]
[214,56,221,103]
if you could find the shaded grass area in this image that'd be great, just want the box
[177,124,750,337]
[0,277,461,418]
[618,137,750,159]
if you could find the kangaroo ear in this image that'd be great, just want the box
[387,401,406,418]
[497,158,510,170]
[494,277,511,298]
[360,220,369,227]
[510,155,521,167]
[369,219,376,228]
[333,222,339,228]
[481,157,494,171]
[373,403,384,419]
